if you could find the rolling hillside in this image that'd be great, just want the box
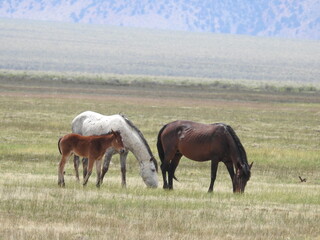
[0,0,319,39]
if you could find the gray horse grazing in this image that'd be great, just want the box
[71,111,158,188]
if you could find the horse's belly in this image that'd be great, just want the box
[178,142,222,162]
[179,144,213,162]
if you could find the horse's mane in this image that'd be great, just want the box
[120,115,154,158]
[223,124,250,178]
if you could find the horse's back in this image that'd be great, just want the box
[71,111,100,134]
[160,121,229,161]
[162,120,225,139]
[72,111,125,136]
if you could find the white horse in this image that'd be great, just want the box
[71,111,158,188]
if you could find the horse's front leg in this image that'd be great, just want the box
[95,159,102,188]
[224,161,235,192]
[83,158,94,186]
[74,155,80,181]
[120,150,128,188]
[208,160,219,192]
[100,148,114,184]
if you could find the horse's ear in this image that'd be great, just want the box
[249,162,253,170]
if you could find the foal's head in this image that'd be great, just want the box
[110,130,125,154]
[233,162,253,193]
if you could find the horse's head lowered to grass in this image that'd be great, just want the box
[233,162,253,193]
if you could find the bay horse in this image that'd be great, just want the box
[157,120,253,193]
[57,130,125,187]
[71,111,158,188]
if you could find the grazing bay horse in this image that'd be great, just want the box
[58,130,125,187]
[71,111,158,188]
[157,120,253,193]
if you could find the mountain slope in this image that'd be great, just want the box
[0,0,319,39]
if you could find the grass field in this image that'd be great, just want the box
[0,18,319,239]
[0,73,320,240]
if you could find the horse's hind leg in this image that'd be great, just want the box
[120,151,128,188]
[160,162,169,189]
[168,153,182,189]
[58,155,68,187]
[160,144,177,189]
[74,155,80,181]
[208,160,219,192]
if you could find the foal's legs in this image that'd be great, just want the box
[74,155,80,181]
[58,155,69,187]
[82,158,88,179]
[208,160,219,192]
[83,158,95,186]
[120,150,128,188]
[95,159,102,188]
[224,161,236,192]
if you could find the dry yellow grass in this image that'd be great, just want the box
[0,77,319,239]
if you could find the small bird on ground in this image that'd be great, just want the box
[299,176,307,182]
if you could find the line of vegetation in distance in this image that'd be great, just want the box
[1,70,319,94]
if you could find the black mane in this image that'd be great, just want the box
[120,115,154,158]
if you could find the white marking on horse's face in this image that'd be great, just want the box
[140,160,158,188]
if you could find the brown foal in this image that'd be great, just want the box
[58,130,125,187]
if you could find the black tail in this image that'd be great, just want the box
[225,125,250,176]
[156,124,179,182]
[58,137,62,155]
[157,124,167,163]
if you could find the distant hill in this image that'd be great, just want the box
[0,19,319,85]
[0,0,319,40]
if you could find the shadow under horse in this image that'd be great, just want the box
[157,120,253,193]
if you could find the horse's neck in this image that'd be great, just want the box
[122,128,151,162]
[100,135,113,149]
